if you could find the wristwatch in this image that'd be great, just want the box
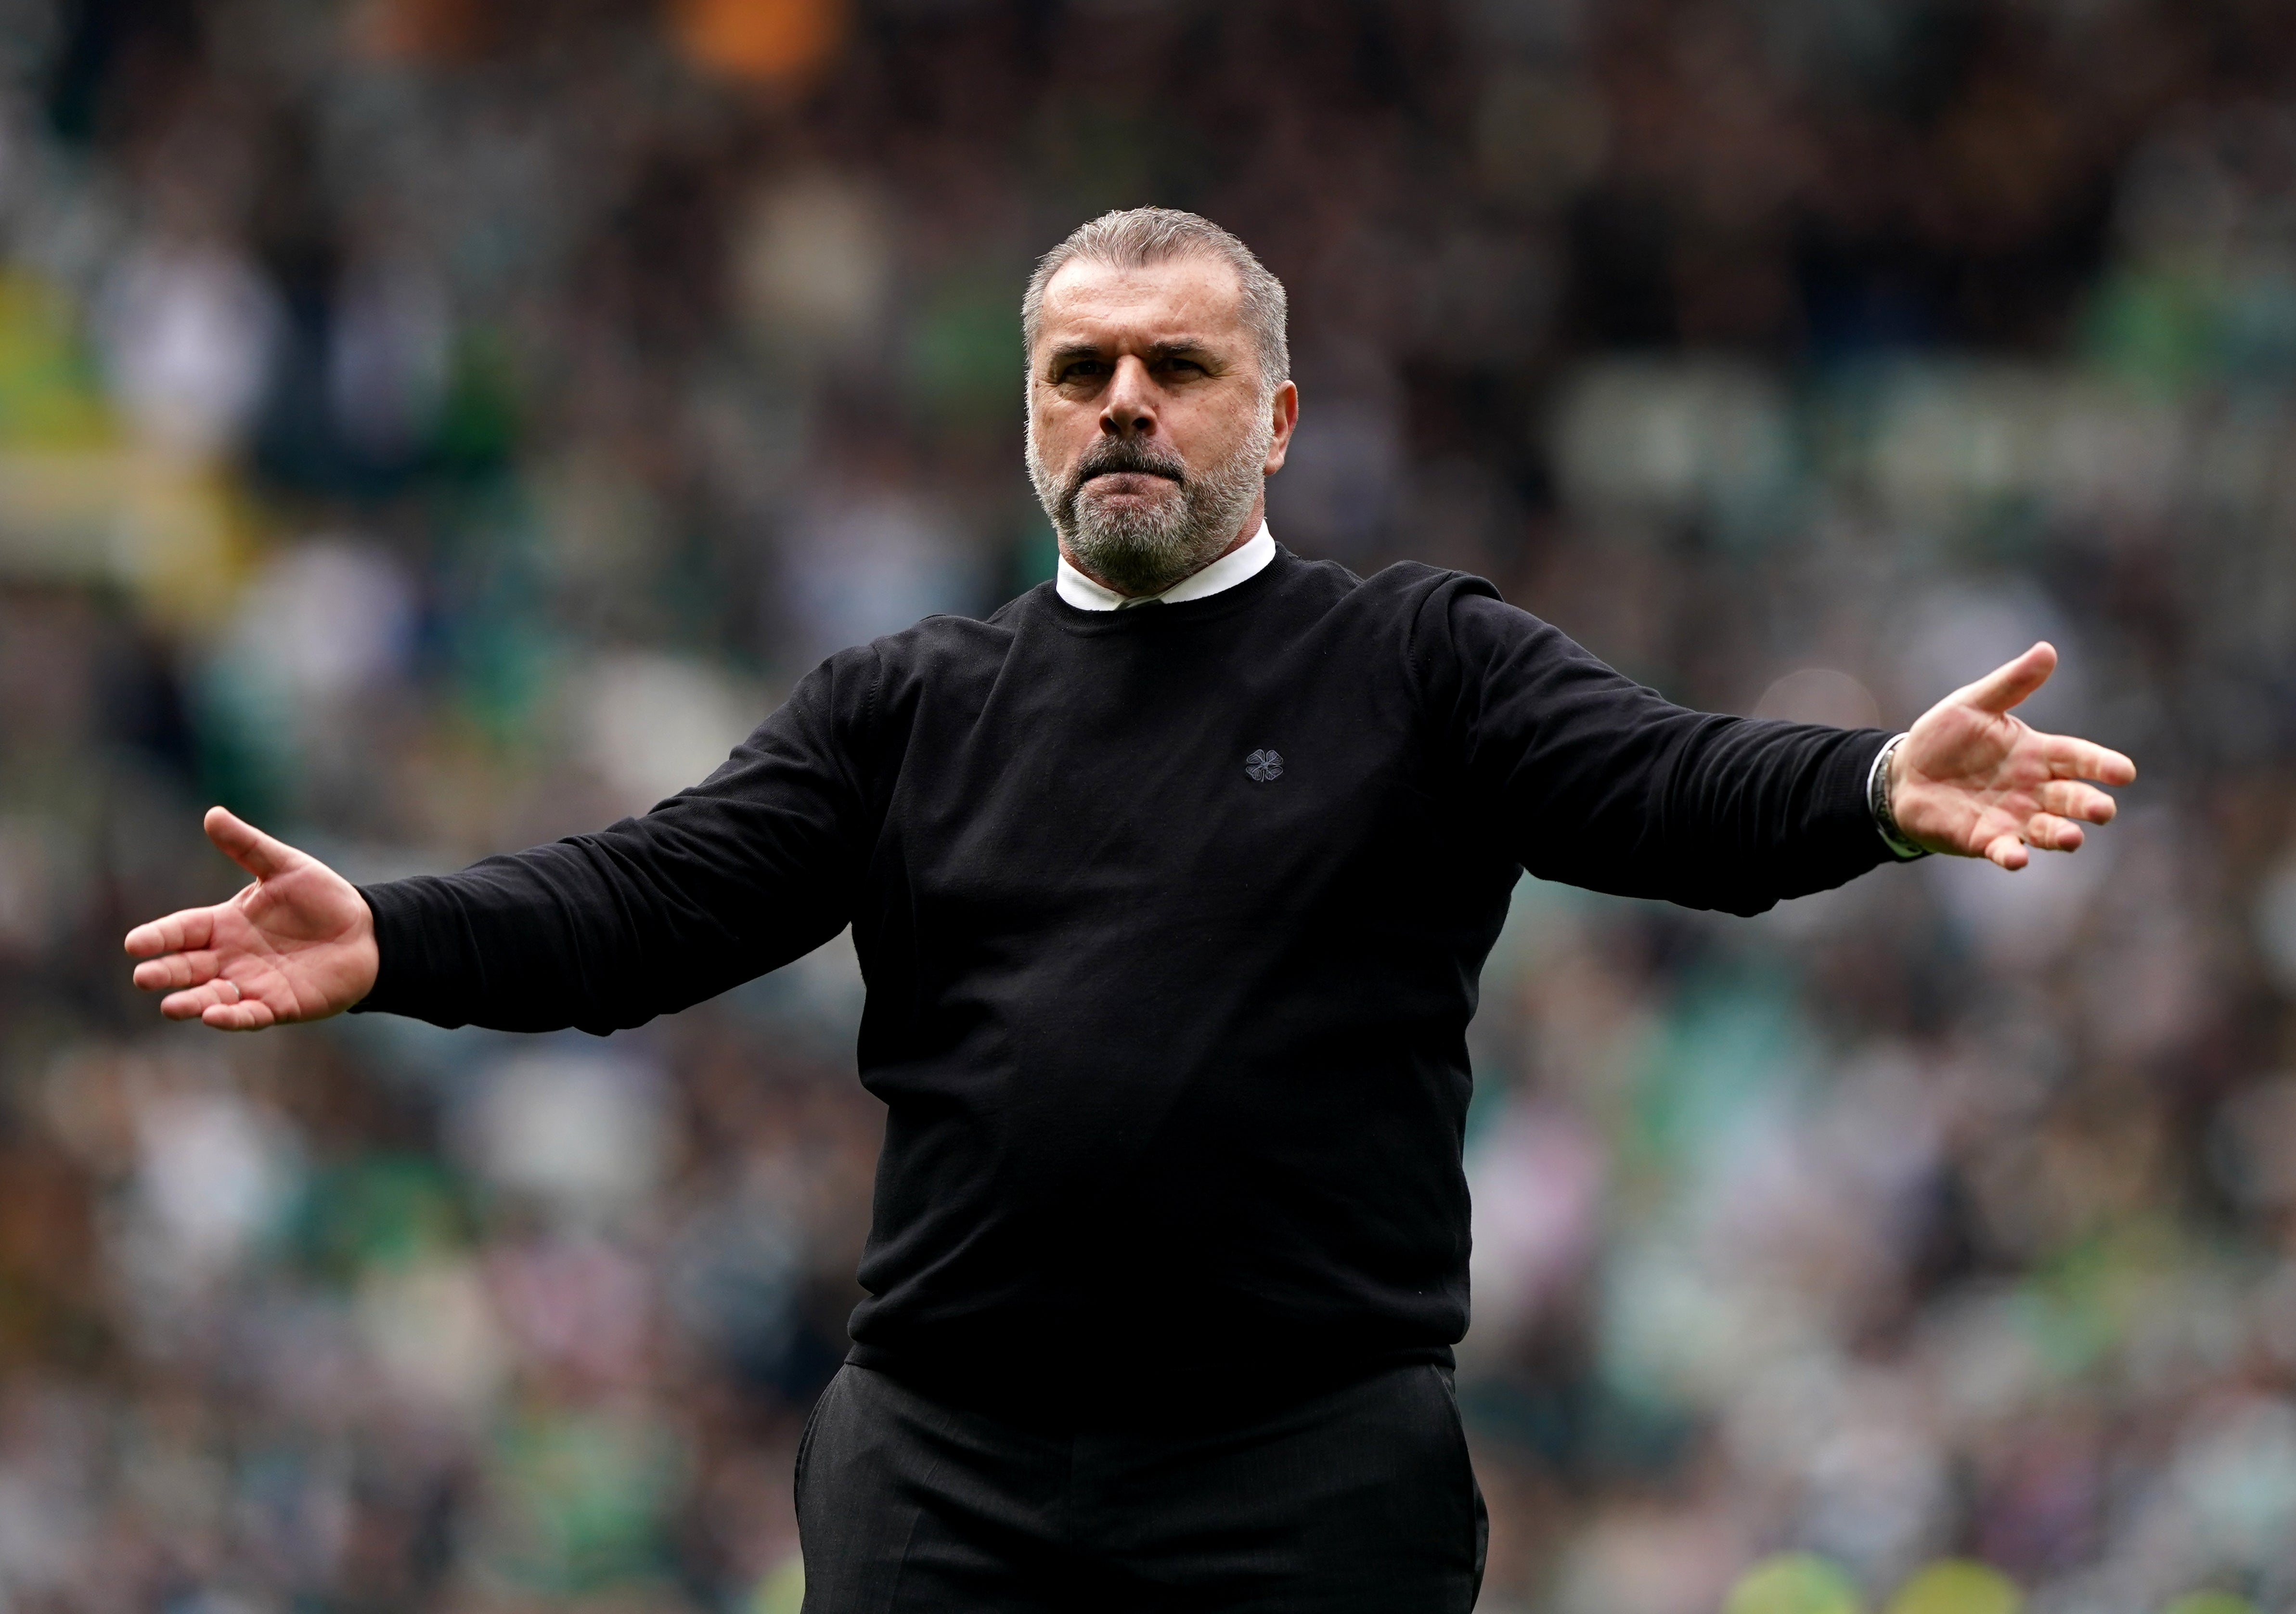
[1868,733,1930,861]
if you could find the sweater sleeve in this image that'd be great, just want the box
[351,646,877,1033]
[1418,578,1893,915]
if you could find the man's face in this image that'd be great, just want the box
[1025,252,1298,596]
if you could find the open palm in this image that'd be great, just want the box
[1892,643,2136,870]
[125,808,379,1030]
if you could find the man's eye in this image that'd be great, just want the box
[1058,362,1107,383]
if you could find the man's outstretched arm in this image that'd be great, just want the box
[1426,583,2131,912]
[127,648,876,1035]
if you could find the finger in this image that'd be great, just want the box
[1985,831,2029,870]
[124,906,217,959]
[202,997,278,1032]
[203,806,304,882]
[2036,780,2117,824]
[159,977,243,1021]
[2023,812,2085,852]
[132,950,222,993]
[1961,642,2057,716]
[2040,734,2136,787]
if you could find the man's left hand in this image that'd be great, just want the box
[1891,642,2136,871]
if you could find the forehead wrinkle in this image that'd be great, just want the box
[1029,258,1264,392]
[1039,258,1246,334]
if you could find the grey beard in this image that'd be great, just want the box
[1028,419,1270,598]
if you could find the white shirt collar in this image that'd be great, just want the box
[1055,523,1276,611]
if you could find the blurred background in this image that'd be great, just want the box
[0,0,2294,1610]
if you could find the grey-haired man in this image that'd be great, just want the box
[129,208,2132,1611]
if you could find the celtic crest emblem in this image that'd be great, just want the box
[1245,749,1284,783]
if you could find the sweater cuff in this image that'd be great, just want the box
[1806,727,1904,887]
[349,877,469,1025]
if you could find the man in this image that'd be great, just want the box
[127,208,2133,1612]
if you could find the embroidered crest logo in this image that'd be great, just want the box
[1245,749,1284,783]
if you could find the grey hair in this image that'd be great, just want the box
[1021,207,1290,394]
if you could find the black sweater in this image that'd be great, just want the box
[358,549,1892,1397]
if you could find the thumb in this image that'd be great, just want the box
[204,806,304,882]
[1960,642,2057,716]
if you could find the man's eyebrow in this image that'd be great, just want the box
[1043,338,1228,371]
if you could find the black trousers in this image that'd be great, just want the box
[794,1361,1487,1613]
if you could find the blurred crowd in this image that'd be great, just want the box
[1,0,2295,1609]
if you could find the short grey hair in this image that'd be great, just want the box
[1022,207,1290,394]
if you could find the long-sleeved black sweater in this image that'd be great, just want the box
[357,549,1892,1400]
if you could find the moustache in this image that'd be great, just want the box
[1067,438,1188,497]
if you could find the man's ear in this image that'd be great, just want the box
[1263,380,1300,476]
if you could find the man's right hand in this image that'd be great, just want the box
[125,807,379,1031]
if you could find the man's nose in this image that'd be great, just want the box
[1099,355,1159,439]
